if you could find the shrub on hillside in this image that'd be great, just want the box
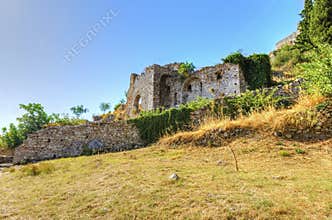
[130,98,211,143]
[296,44,332,97]
[46,114,86,127]
[223,52,272,89]
[0,103,88,149]
[219,89,289,118]
[1,124,24,149]
[131,91,290,144]
[1,103,50,149]
[271,45,304,72]
[17,103,50,139]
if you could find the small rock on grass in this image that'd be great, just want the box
[169,173,179,180]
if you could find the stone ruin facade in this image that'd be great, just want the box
[125,63,246,117]
[12,62,247,164]
[275,31,299,50]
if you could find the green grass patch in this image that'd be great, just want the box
[278,150,291,157]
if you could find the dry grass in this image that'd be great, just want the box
[160,95,326,146]
[0,148,13,156]
[0,134,331,219]
[0,95,331,219]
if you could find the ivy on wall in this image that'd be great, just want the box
[223,52,272,89]
[130,89,289,144]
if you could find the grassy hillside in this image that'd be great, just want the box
[1,96,331,219]
[1,132,332,219]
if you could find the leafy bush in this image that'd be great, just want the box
[130,106,191,143]
[1,103,50,149]
[47,114,86,127]
[211,89,290,119]
[247,54,272,88]
[1,124,24,149]
[223,52,272,89]
[17,104,50,139]
[130,98,211,143]
[296,44,332,96]
[178,62,195,78]
[222,52,246,67]
[271,45,303,72]
[131,90,289,144]
[0,103,88,149]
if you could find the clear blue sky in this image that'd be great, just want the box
[0,0,303,128]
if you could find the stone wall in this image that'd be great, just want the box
[0,155,13,164]
[13,121,144,164]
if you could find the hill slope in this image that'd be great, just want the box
[0,132,331,219]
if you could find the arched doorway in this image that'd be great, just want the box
[159,75,172,108]
[182,77,203,103]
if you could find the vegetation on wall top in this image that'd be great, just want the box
[129,97,210,143]
[178,62,196,78]
[130,88,289,144]
[0,104,88,149]
[223,52,272,90]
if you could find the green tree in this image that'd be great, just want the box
[99,102,111,113]
[0,103,50,149]
[17,103,50,138]
[70,105,89,118]
[296,0,314,51]
[297,44,332,96]
[1,124,24,149]
[178,62,195,78]
[309,0,332,46]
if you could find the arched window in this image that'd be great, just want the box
[134,95,142,113]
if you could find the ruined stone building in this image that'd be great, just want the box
[125,63,247,117]
[275,31,299,50]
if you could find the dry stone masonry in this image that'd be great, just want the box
[13,121,144,164]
